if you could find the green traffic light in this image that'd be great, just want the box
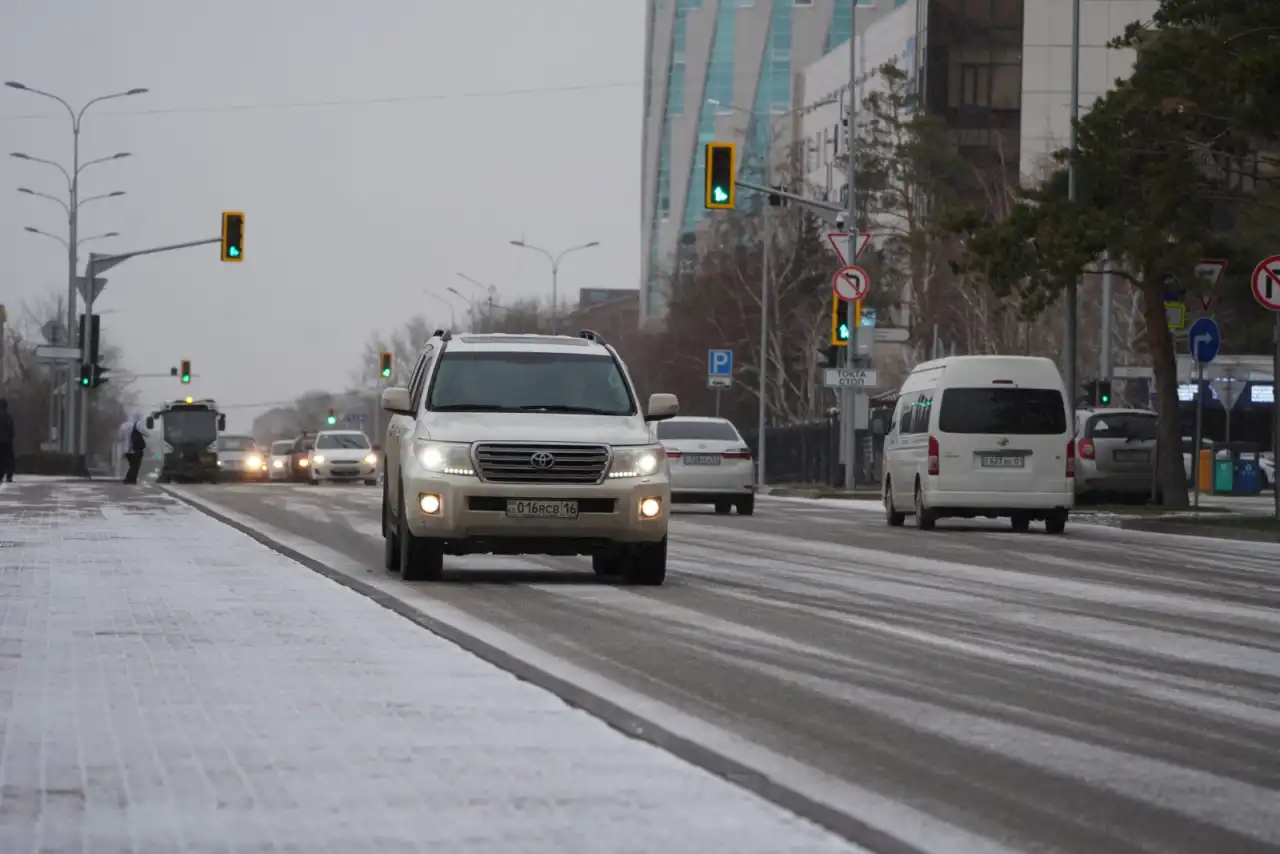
[837,323,850,340]
[381,368,391,377]
[228,246,240,257]
[327,416,336,425]
[712,186,729,203]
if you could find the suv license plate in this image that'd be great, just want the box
[506,500,579,519]
[980,455,1025,468]
[684,454,721,466]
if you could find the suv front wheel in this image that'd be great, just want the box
[397,487,444,582]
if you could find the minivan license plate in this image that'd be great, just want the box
[683,454,721,466]
[506,500,579,519]
[980,455,1025,468]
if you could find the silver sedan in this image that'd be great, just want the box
[656,416,756,515]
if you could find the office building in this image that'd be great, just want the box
[640,0,909,326]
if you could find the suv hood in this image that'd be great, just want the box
[424,412,655,447]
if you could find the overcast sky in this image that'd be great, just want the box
[0,0,644,430]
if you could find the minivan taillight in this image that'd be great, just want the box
[1077,438,1095,460]
[1066,439,1076,477]
[927,436,939,476]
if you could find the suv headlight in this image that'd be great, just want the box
[608,444,665,478]
[412,440,474,476]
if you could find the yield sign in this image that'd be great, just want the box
[825,232,871,266]
[1191,259,1226,310]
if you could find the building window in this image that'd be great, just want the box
[794,0,813,5]
[959,64,990,108]
[704,5,736,109]
[657,130,672,220]
[990,63,1020,110]
[667,62,685,116]
[825,0,853,51]
[768,2,793,110]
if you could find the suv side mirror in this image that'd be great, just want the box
[145,417,154,430]
[382,386,413,415]
[218,414,227,431]
[645,392,679,422]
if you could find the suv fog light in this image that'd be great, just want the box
[419,493,442,515]
[639,497,662,518]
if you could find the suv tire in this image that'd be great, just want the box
[736,496,754,515]
[398,489,444,582]
[382,492,400,573]
[591,551,625,577]
[621,537,667,586]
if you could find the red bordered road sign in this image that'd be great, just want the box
[1251,255,1280,311]
[833,265,870,302]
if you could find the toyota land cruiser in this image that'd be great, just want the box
[380,329,679,584]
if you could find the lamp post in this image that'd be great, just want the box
[509,239,599,334]
[457,273,499,330]
[422,289,458,330]
[7,80,146,455]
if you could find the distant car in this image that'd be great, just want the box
[656,416,755,515]
[1073,408,1156,502]
[310,430,379,485]
[288,433,316,482]
[215,434,268,481]
[268,440,294,481]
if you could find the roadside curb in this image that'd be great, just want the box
[158,485,926,854]
[1115,518,1280,542]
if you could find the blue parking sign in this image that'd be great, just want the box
[708,349,733,377]
[345,412,364,424]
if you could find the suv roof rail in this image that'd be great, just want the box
[433,328,453,341]
[578,329,607,345]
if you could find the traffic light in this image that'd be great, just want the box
[1097,380,1112,406]
[830,293,860,346]
[180,360,191,384]
[89,364,109,389]
[79,364,92,386]
[379,351,392,378]
[704,142,736,209]
[220,211,244,262]
[326,408,337,425]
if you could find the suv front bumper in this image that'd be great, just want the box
[401,472,670,549]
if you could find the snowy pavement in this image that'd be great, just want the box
[169,481,1280,854]
[0,480,869,854]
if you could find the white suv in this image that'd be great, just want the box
[379,329,679,584]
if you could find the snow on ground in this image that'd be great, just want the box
[0,482,868,854]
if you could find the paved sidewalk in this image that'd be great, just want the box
[0,480,863,854]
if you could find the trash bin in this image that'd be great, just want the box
[1211,442,1263,496]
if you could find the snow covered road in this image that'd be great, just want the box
[167,481,1280,854]
[0,480,870,854]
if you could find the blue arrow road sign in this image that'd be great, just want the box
[708,349,733,377]
[1188,317,1220,364]
[345,412,364,423]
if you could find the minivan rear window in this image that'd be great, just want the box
[1086,413,1157,440]
[938,388,1067,435]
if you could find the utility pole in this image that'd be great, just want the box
[1065,0,1081,417]
[757,134,771,490]
[842,0,861,490]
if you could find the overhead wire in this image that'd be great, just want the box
[0,80,641,121]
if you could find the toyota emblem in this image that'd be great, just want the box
[530,451,556,469]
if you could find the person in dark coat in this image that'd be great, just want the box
[0,398,14,483]
[123,412,148,484]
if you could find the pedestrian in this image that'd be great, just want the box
[123,411,149,485]
[0,397,14,483]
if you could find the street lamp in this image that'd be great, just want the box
[509,239,599,334]
[422,289,458,330]
[18,187,125,214]
[23,226,119,248]
[6,81,146,455]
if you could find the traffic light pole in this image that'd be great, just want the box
[77,236,222,457]
[842,0,861,491]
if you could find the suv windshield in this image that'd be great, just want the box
[217,436,257,451]
[428,351,635,415]
[938,388,1067,434]
[316,433,369,449]
[1086,412,1157,441]
[657,420,739,441]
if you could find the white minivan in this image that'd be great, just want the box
[881,355,1074,533]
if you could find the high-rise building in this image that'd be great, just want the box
[640,0,903,327]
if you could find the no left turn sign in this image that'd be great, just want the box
[1251,255,1280,310]
[833,265,870,302]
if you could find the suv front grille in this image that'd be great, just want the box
[473,443,610,484]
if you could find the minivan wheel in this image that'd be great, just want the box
[1010,513,1031,532]
[714,501,732,514]
[622,537,667,586]
[914,484,936,530]
[398,489,443,581]
[1045,510,1068,535]
[884,479,905,527]
[736,496,755,515]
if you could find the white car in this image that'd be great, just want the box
[656,416,755,514]
[882,355,1074,533]
[1262,452,1275,489]
[267,440,294,480]
[379,329,679,583]
[215,434,267,481]
[310,430,379,485]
